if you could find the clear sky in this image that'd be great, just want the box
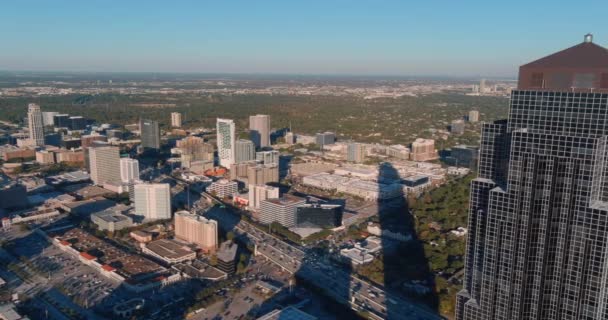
[2,0,607,77]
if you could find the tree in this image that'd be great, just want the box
[226,231,235,241]
[209,254,218,266]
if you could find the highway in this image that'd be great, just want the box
[200,193,441,320]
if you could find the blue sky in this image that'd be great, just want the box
[2,0,607,77]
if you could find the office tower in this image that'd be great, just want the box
[171,112,183,128]
[247,164,279,185]
[457,35,608,320]
[139,119,160,150]
[285,132,295,144]
[256,150,279,165]
[53,114,70,128]
[235,139,255,163]
[0,175,28,209]
[468,110,480,122]
[42,111,58,126]
[449,145,479,169]
[174,211,218,253]
[347,142,366,163]
[27,103,44,146]
[451,119,465,134]
[81,134,107,148]
[216,118,236,167]
[316,132,336,146]
[134,183,171,221]
[207,179,238,198]
[88,144,121,185]
[296,203,343,228]
[248,184,279,210]
[44,133,62,147]
[69,116,86,131]
[410,138,438,161]
[120,158,139,183]
[217,241,238,274]
[249,114,270,148]
[259,194,307,228]
[479,78,486,93]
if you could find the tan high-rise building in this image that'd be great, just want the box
[247,164,279,185]
[176,136,214,168]
[249,114,270,148]
[410,138,438,162]
[248,184,279,211]
[468,110,480,122]
[171,112,183,127]
[174,211,218,253]
[36,150,56,164]
[27,103,45,147]
[89,144,121,185]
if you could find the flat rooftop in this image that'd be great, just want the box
[264,194,306,206]
[145,239,194,260]
[217,240,238,262]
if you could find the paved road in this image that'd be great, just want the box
[201,194,441,320]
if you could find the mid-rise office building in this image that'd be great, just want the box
[449,145,479,169]
[249,114,270,148]
[174,211,218,253]
[81,134,107,148]
[216,118,236,167]
[296,203,343,228]
[468,110,479,122]
[347,142,366,163]
[36,150,56,164]
[457,35,608,320]
[248,184,279,210]
[256,150,279,165]
[450,119,465,134]
[410,138,438,161]
[53,114,70,128]
[139,119,160,150]
[207,179,238,198]
[217,240,238,275]
[120,158,140,183]
[42,111,58,126]
[69,116,86,131]
[386,144,410,160]
[88,144,121,185]
[235,139,255,163]
[247,164,279,185]
[134,183,171,221]
[27,103,45,146]
[315,132,336,146]
[171,112,182,127]
[259,194,306,228]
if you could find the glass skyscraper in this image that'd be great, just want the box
[457,34,608,320]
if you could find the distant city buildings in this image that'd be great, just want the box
[410,138,438,161]
[284,132,296,144]
[235,139,256,163]
[27,103,45,146]
[249,114,270,148]
[88,144,121,185]
[134,183,171,221]
[248,184,279,211]
[216,118,236,167]
[256,150,279,165]
[347,142,366,163]
[139,119,160,150]
[171,112,182,127]
[120,158,140,183]
[316,132,336,146]
[207,179,238,198]
[259,194,306,228]
[174,211,218,253]
[468,110,479,122]
[450,119,465,134]
[174,136,214,169]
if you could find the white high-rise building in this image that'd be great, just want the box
[256,150,279,165]
[235,139,255,163]
[89,144,121,185]
[249,114,270,148]
[248,184,279,211]
[216,118,236,167]
[171,112,182,127]
[42,111,58,126]
[120,158,140,183]
[27,103,45,146]
[134,183,171,221]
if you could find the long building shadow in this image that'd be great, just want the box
[377,162,438,318]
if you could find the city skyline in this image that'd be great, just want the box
[2,1,607,77]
